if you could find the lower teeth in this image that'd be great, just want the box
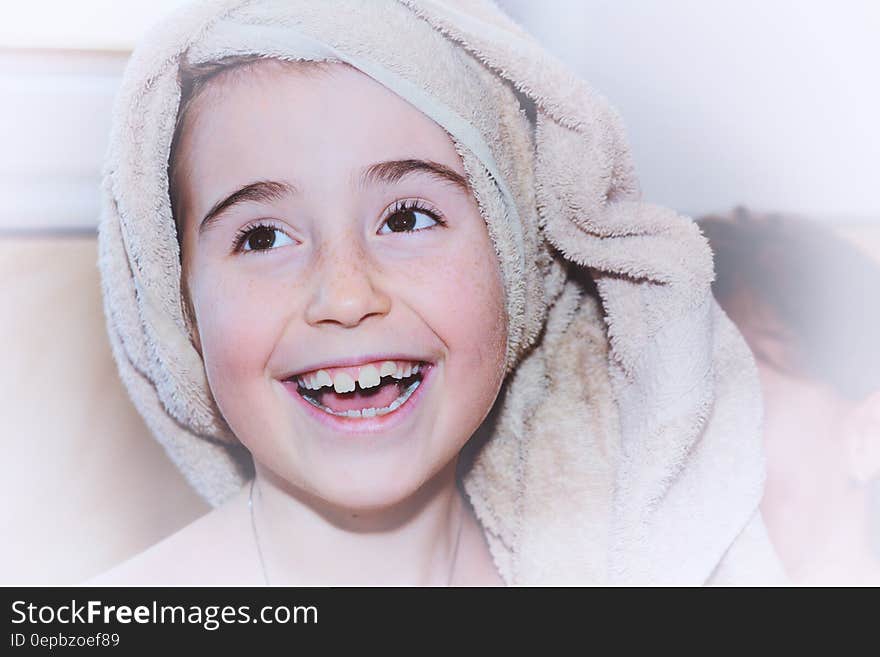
[302,378,421,418]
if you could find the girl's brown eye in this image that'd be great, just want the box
[379,203,443,235]
[238,225,294,252]
[247,226,276,250]
[386,209,418,232]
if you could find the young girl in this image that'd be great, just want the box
[92,0,784,585]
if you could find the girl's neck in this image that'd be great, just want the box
[249,459,466,586]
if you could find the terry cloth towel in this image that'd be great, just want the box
[97,0,785,585]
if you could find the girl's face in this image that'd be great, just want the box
[176,61,508,509]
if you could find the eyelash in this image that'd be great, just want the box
[231,198,447,255]
[231,221,290,254]
[381,198,447,233]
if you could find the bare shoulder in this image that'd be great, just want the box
[83,485,258,586]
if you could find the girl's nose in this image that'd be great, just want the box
[303,238,392,329]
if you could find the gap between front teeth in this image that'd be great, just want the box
[299,361,421,392]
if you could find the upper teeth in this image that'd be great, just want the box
[295,360,422,392]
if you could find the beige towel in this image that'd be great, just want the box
[97,0,785,584]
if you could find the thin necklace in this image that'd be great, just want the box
[248,478,270,586]
[248,477,465,586]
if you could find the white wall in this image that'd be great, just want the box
[0,0,190,50]
[500,0,880,223]
[0,0,191,232]
[2,1,878,231]
[0,51,127,232]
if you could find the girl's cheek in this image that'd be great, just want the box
[194,270,289,382]
[422,245,506,371]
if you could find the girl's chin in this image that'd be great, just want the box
[311,481,431,514]
[273,455,461,514]
[257,464,434,513]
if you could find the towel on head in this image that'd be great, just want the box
[97,0,785,584]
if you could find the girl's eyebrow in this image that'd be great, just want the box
[198,159,469,236]
[199,180,294,236]
[357,159,469,193]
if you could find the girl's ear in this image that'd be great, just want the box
[845,390,880,485]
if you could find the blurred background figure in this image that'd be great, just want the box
[699,208,880,585]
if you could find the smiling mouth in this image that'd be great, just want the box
[290,366,427,418]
